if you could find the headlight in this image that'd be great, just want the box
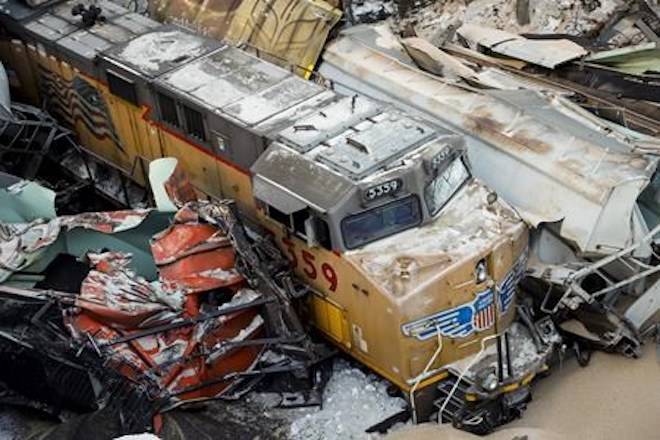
[475,259,488,284]
[481,372,498,391]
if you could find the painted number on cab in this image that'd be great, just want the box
[282,238,338,292]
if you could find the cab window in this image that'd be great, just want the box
[341,195,421,249]
[267,206,332,250]
[424,157,470,216]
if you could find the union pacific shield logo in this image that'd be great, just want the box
[401,289,497,341]
[473,290,496,331]
[401,253,527,341]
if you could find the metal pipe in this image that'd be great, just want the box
[496,334,504,382]
[505,332,512,379]
[409,325,443,424]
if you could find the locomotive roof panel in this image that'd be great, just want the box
[106,27,220,77]
[160,46,287,108]
[24,12,77,41]
[277,95,382,153]
[0,0,59,23]
[319,111,436,179]
[159,44,326,127]
[23,0,160,62]
[89,13,160,43]
[58,29,114,60]
[222,77,323,126]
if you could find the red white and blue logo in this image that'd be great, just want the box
[401,289,497,340]
[401,253,527,341]
[473,290,496,332]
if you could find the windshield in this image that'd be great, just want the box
[341,195,421,249]
[424,157,470,216]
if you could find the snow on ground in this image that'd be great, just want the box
[1,358,409,440]
[289,359,408,440]
[0,409,21,440]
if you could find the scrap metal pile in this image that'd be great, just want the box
[0,160,325,437]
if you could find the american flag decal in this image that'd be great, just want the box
[473,290,496,331]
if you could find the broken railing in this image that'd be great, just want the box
[526,223,660,357]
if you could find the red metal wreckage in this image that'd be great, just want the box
[0,160,324,436]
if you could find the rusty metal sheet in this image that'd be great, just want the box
[148,0,342,78]
[458,24,588,68]
[401,37,478,81]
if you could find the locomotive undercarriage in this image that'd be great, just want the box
[426,308,560,435]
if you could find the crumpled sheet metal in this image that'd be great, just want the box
[149,157,198,212]
[0,207,151,283]
[148,0,341,77]
[457,24,588,68]
[586,42,660,75]
[1,161,267,404]
[76,251,185,329]
[69,249,264,402]
[320,25,659,255]
[63,165,265,403]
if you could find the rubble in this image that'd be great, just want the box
[399,0,635,44]
[0,159,326,437]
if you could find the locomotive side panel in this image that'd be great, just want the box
[0,39,40,105]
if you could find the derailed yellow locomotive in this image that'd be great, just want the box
[0,0,558,431]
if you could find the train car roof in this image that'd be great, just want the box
[104,26,221,78]
[21,0,159,63]
[0,0,58,23]
[155,43,326,129]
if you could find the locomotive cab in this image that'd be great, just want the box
[252,97,552,423]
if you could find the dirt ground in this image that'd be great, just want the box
[387,343,660,440]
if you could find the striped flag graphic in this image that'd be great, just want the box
[473,290,496,331]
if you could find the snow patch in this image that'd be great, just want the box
[289,359,407,440]
[118,31,206,73]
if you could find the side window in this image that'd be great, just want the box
[267,205,290,228]
[292,210,309,238]
[107,70,138,105]
[266,205,332,250]
[157,93,179,127]
[182,104,206,142]
[214,131,229,155]
[314,217,332,250]
[341,195,421,249]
